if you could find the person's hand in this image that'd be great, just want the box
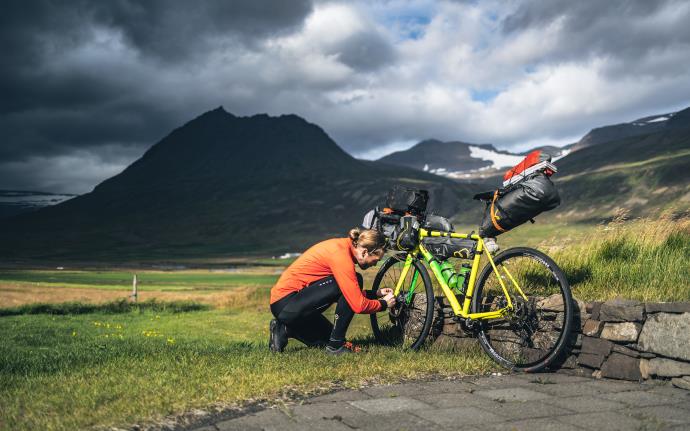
[383,292,396,308]
[376,287,393,298]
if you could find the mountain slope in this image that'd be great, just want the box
[572,110,681,151]
[551,116,690,221]
[0,108,476,260]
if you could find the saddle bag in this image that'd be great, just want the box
[479,173,560,237]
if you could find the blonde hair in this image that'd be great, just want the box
[349,228,387,253]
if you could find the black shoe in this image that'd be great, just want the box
[269,319,288,353]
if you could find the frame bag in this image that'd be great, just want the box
[423,237,476,261]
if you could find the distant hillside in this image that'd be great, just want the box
[572,110,682,151]
[551,110,690,221]
[0,108,476,260]
[0,191,76,219]
[376,139,569,180]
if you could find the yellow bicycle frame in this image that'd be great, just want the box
[392,228,528,321]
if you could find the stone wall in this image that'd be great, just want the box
[433,296,690,390]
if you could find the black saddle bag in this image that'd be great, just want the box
[479,173,560,237]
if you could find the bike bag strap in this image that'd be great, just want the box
[490,190,507,233]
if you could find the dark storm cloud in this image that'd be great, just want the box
[334,30,397,71]
[90,0,314,61]
[1,0,313,113]
[501,0,690,66]
[0,0,314,191]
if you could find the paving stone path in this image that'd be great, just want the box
[192,373,690,431]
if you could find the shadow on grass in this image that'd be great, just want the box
[0,298,210,317]
[562,266,593,286]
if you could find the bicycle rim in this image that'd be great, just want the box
[370,255,435,350]
[471,247,573,372]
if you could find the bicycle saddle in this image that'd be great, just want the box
[473,190,495,202]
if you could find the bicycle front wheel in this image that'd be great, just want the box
[370,255,435,350]
[471,247,573,372]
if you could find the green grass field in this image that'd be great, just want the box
[1,215,689,430]
[0,305,494,430]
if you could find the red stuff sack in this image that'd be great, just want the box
[503,150,557,187]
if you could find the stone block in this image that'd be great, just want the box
[537,294,566,311]
[640,359,650,379]
[598,298,644,322]
[672,376,690,391]
[582,319,604,336]
[580,336,613,356]
[577,352,606,369]
[611,344,641,358]
[589,301,603,320]
[646,357,690,377]
[600,322,642,342]
[442,322,459,335]
[600,352,641,381]
[349,397,432,414]
[559,354,579,369]
[645,302,690,314]
[585,301,599,313]
[626,346,655,358]
[638,312,690,361]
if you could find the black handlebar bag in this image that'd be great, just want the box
[386,186,429,216]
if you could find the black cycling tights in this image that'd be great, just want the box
[270,273,377,349]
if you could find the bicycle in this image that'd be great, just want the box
[370,226,573,373]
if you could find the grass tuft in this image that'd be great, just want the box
[549,214,690,302]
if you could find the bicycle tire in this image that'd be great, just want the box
[471,247,573,372]
[370,255,435,350]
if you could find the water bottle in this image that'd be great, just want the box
[440,262,471,295]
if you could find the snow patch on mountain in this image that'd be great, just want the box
[646,116,670,123]
[468,146,524,169]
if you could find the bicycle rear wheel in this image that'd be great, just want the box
[370,255,435,350]
[471,247,573,372]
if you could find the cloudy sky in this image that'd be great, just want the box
[2,0,690,194]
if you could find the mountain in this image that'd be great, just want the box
[550,106,690,221]
[572,110,681,151]
[0,190,76,219]
[376,139,569,180]
[0,108,476,260]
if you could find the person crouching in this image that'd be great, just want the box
[268,228,396,354]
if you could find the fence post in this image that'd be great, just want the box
[131,274,138,302]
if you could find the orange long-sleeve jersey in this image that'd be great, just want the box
[270,238,383,314]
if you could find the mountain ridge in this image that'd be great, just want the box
[0,108,475,260]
